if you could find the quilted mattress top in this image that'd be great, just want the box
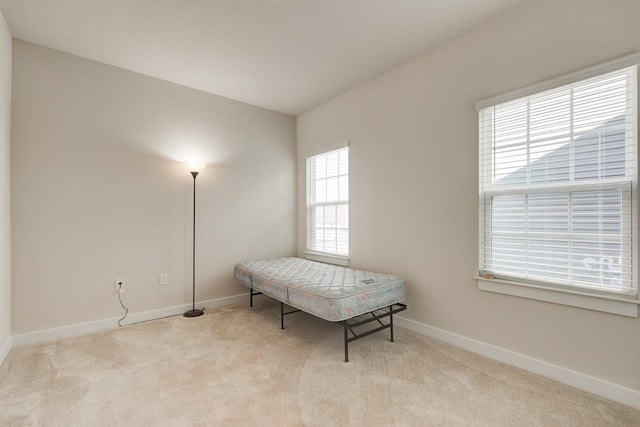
[235,256,405,299]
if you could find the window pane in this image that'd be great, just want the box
[337,205,349,229]
[528,89,572,184]
[601,190,622,235]
[325,205,336,228]
[325,229,337,253]
[492,195,525,233]
[601,119,626,178]
[491,236,527,275]
[339,176,348,201]
[326,177,339,201]
[527,193,569,234]
[314,229,325,251]
[315,179,326,203]
[529,89,570,143]
[314,206,324,228]
[326,151,339,177]
[529,137,571,184]
[315,156,326,179]
[572,192,599,235]
[493,99,528,184]
[573,73,627,134]
[528,239,569,282]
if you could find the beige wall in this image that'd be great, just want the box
[11,40,296,334]
[297,0,640,390]
[0,10,11,355]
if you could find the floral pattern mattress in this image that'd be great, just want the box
[234,257,407,322]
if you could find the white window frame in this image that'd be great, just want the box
[305,144,350,266]
[476,53,640,317]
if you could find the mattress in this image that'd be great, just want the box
[234,257,407,322]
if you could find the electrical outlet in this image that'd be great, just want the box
[115,278,125,293]
[159,273,168,286]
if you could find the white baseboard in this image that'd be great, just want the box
[0,334,11,366]
[12,293,248,347]
[395,316,640,411]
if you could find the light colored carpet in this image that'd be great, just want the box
[1,299,639,426]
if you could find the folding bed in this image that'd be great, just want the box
[234,257,407,361]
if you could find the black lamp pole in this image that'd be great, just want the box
[184,170,204,317]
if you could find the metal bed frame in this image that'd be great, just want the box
[249,289,407,362]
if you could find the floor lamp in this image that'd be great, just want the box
[184,161,205,318]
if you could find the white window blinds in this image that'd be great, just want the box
[479,66,638,296]
[306,146,349,257]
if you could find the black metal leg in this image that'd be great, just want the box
[344,325,349,362]
[281,302,285,330]
[249,289,263,308]
[390,306,395,342]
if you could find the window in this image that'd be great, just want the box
[479,65,637,301]
[306,146,349,258]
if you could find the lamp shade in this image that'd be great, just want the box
[185,161,206,173]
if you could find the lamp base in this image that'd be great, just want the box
[183,309,204,318]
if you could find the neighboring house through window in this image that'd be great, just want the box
[306,146,349,260]
[478,60,638,312]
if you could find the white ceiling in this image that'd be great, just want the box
[0,0,530,116]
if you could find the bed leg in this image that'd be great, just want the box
[344,325,349,362]
[250,289,254,307]
[280,302,285,330]
[389,305,394,342]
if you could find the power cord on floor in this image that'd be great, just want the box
[114,281,206,327]
[117,283,129,327]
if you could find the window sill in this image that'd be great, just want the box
[305,251,350,267]
[475,277,638,318]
